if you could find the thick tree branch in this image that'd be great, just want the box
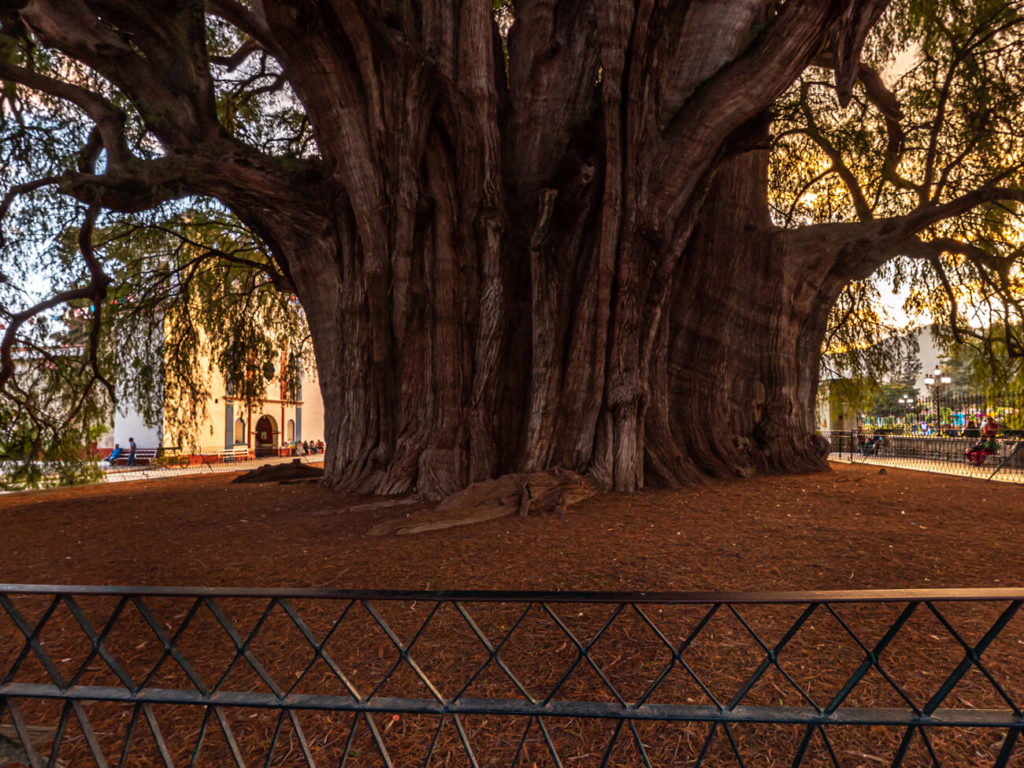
[14,0,325,220]
[55,160,197,213]
[813,53,921,197]
[781,183,1024,282]
[798,82,872,220]
[0,59,129,163]
[827,0,890,106]
[205,0,285,62]
[655,0,886,225]
[899,185,1024,235]
[22,0,219,145]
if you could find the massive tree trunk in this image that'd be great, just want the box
[646,145,832,487]
[252,1,879,499]
[7,0,892,499]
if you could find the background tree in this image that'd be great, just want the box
[933,325,1024,395]
[3,0,1024,499]
[790,2,1024,382]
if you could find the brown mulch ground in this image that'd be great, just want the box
[1,462,1023,767]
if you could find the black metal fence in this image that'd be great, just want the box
[4,585,1024,766]
[859,391,1024,435]
[824,429,1024,482]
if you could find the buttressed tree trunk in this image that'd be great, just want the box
[5,0,893,499]
[267,0,889,499]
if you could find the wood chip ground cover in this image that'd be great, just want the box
[0,463,1022,766]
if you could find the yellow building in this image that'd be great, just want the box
[102,352,324,459]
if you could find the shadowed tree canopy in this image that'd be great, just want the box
[2,0,1024,497]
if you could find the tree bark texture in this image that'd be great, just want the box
[268,0,880,498]
[11,0,894,498]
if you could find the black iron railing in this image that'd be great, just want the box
[824,429,1024,482]
[858,391,1024,435]
[3,585,1024,766]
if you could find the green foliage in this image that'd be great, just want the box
[933,323,1024,394]
[772,0,1024,374]
[871,382,922,414]
[96,204,314,452]
[821,280,921,389]
[0,3,319,484]
[1,196,313,482]
[0,342,108,490]
[205,17,315,158]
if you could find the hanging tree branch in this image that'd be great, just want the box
[903,233,1024,355]
[0,206,114,400]
[0,176,61,249]
[797,81,873,220]
[77,205,116,405]
[812,53,922,199]
[0,59,129,164]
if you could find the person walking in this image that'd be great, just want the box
[127,437,137,467]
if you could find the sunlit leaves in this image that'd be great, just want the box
[96,203,313,451]
[771,0,1024,381]
[823,277,921,384]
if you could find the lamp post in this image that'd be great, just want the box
[898,396,915,431]
[923,366,952,433]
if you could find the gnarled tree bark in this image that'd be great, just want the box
[4,0,923,500]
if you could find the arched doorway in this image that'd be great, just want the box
[254,414,279,456]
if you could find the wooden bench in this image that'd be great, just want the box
[112,448,158,466]
[218,446,250,463]
[197,446,251,464]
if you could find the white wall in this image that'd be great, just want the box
[911,326,943,392]
[297,368,325,444]
[113,405,162,449]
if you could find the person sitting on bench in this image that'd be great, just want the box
[103,444,123,464]
[966,436,998,465]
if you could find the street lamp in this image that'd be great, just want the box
[924,366,952,386]
[898,396,915,429]
[923,366,952,431]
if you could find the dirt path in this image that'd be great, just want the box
[1,462,1020,591]
[3,464,1024,766]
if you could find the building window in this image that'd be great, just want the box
[286,419,295,442]
[234,418,245,444]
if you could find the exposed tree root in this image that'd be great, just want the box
[230,459,324,484]
[313,496,424,517]
[367,468,598,536]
